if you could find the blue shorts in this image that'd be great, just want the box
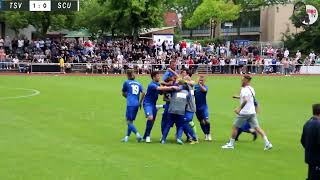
[196,107,209,121]
[240,122,251,131]
[184,111,194,122]
[143,104,157,119]
[126,106,139,121]
[162,103,170,121]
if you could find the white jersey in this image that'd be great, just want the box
[240,86,256,115]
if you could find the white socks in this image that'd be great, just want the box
[263,136,270,145]
[229,138,235,146]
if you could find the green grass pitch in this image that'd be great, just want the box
[0,75,319,180]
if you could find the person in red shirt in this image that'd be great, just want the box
[211,56,219,73]
[187,56,194,73]
[181,41,187,49]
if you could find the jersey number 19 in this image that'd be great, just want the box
[131,85,139,95]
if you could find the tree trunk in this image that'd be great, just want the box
[41,14,50,38]
[111,28,115,40]
[190,30,193,38]
[132,27,139,42]
[210,18,214,39]
[236,13,241,39]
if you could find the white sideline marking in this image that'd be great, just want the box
[0,88,41,100]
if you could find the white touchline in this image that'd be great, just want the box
[0,88,41,100]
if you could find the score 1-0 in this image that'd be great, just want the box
[29,0,51,11]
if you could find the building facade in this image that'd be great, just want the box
[181,3,301,42]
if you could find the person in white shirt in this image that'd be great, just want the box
[12,56,19,68]
[222,76,273,150]
[220,58,225,74]
[309,51,316,61]
[296,50,302,61]
[18,39,24,49]
[175,43,180,52]
[284,49,289,58]
[168,41,174,51]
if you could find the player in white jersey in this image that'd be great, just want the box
[222,76,273,150]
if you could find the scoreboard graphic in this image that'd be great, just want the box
[0,0,79,11]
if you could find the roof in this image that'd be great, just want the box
[164,12,179,27]
[140,26,176,35]
[64,29,91,38]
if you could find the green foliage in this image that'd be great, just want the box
[3,12,29,35]
[231,0,288,10]
[186,0,240,29]
[76,0,164,39]
[197,37,224,46]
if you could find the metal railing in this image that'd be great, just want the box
[1,62,320,75]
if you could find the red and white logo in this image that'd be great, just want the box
[303,5,318,25]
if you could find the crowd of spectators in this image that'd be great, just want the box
[0,35,319,75]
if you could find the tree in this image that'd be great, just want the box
[27,12,75,37]
[77,0,164,40]
[110,0,164,39]
[3,12,29,36]
[75,0,113,36]
[186,0,240,38]
[165,0,203,37]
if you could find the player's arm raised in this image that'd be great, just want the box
[198,82,207,92]
[167,68,179,77]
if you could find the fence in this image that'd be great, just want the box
[0,62,320,75]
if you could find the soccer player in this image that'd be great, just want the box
[222,75,273,150]
[121,70,145,142]
[235,122,257,141]
[182,69,197,141]
[161,80,197,145]
[194,76,212,141]
[143,71,179,143]
[160,61,178,135]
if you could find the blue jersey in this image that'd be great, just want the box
[122,80,144,107]
[194,84,208,109]
[162,70,175,82]
[143,81,160,105]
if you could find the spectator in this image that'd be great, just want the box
[301,104,320,180]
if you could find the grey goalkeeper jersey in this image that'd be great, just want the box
[168,89,189,116]
[186,85,196,113]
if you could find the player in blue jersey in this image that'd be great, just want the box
[143,71,179,143]
[194,76,212,141]
[160,61,179,135]
[121,70,145,142]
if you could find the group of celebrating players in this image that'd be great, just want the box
[121,61,273,150]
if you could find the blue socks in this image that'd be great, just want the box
[200,121,210,135]
[127,122,138,137]
[200,123,206,134]
[143,120,154,139]
[205,123,211,135]
[128,123,138,134]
